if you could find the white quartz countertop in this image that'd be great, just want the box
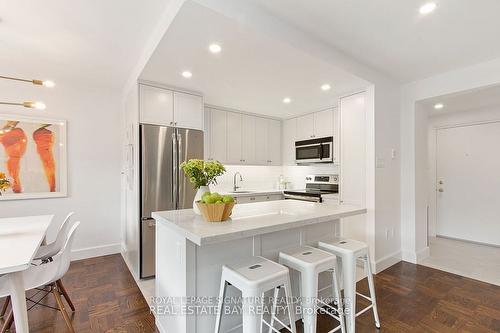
[152,200,366,246]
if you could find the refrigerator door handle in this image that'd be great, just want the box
[172,132,177,209]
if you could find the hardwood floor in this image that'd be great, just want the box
[1,255,499,332]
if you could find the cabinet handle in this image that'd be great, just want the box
[170,122,173,125]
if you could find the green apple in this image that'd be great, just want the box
[211,192,223,202]
[215,200,224,204]
[204,195,217,204]
[222,195,234,203]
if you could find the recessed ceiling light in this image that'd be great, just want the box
[181,71,192,78]
[419,2,437,15]
[283,97,291,104]
[321,84,331,91]
[209,44,222,54]
[434,103,444,109]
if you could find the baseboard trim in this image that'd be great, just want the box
[71,243,121,261]
[416,246,430,263]
[374,250,402,273]
[401,249,417,263]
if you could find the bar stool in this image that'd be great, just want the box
[318,239,380,333]
[279,246,345,333]
[214,256,297,333]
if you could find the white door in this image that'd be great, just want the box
[255,117,268,164]
[226,112,242,164]
[436,122,500,246]
[241,115,256,164]
[173,92,203,130]
[209,109,227,162]
[314,108,334,138]
[296,114,314,140]
[139,85,174,126]
[282,118,296,165]
[267,119,281,165]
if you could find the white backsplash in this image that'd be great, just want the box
[210,164,339,193]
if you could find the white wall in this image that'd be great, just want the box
[401,57,500,263]
[0,79,122,260]
[427,106,500,237]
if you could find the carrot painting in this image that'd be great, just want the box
[0,116,66,200]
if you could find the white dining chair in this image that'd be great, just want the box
[0,212,76,320]
[0,221,80,333]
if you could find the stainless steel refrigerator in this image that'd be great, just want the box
[140,124,203,278]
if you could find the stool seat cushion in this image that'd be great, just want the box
[318,238,368,255]
[223,256,288,288]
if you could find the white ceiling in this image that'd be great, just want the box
[0,0,169,90]
[140,1,368,118]
[420,84,500,116]
[254,0,500,82]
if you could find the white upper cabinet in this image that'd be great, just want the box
[226,112,243,164]
[314,108,334,138]
[282,118,296,165]
[204,108,281,166]
[241,115,256,164]
[294,109,335,140]
[139,84,203,130]
[140,84,174,126]
[208,108,227,162]
[173,92,203,130]
[296,113,315,140]
[254,117,268,165]
[267,119,281,165]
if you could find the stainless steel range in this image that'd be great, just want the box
[283,174,339,203]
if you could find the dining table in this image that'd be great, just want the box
[0,215,53,333]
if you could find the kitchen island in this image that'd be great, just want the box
[152,200,366,333]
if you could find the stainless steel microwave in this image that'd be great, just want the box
[295,136,333,164]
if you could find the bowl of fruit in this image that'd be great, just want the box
[196,192,235,222]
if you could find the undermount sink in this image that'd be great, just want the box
[228,190,255,194]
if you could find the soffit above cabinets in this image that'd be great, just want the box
[139,1,368,119]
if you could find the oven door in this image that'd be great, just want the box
[295,142,333,164]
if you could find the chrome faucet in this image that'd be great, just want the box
[233,172,243,191]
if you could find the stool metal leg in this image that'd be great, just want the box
[242,290,262,333]
[214,279,227,333]
[300,271,318,333]
[283,275,297,333]
[342,253,356,333]
[364,255,381,329]
[332,268,346,333]
[267,287,280,333]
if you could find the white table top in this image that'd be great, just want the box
[0,215,53,275]
[153,200,366,246]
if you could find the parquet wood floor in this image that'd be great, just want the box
[1,255,499,332]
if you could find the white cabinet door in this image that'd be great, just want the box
[268,119,281,165]
[209,109,227,162]
[241,115,256,164]
[204,108,211,159]
[282,118,296,165]
[254,117,268,165]
[173,92,203,130]
[226,112,242,164]
[139,84,174,126]
[314,108,334,138]
[296,113,314,140]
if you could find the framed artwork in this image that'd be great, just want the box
[0,114,67,200]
